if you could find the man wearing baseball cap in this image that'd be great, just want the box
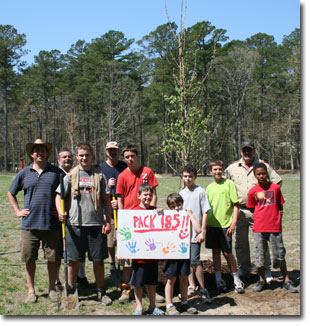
[225,141,282,283]
[7,139,65,304]
[100,141,127,283]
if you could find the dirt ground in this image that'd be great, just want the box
[155,260,301,316]
[72,258,300,316]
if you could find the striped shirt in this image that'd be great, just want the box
[9,163,65,230]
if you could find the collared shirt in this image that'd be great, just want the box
[9,162,65,230]
[225,157,282,206]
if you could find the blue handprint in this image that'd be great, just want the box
[126,241,140,254]
[119,227,132,241]
[145,238,156,251]
[178,242,189,254]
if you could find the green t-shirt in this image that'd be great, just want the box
[206,178,239,228]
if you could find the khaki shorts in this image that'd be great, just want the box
[21,229,61,262]
[107,221,117,248]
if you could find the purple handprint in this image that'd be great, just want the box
[145,238,156,251]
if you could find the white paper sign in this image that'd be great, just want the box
[116,209,191,259]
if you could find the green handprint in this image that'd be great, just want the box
[119,227,132,241]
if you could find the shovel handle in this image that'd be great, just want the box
[60,174,66,239]
[112,195,117,229]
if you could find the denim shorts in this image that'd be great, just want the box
[190,242,201,265]
[164,259,191,277]
[254,232,286,268]
[66,225,108,262]
[205,226,232,253]
[129,262,158,287]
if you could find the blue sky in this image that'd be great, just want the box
[0,0,301,66]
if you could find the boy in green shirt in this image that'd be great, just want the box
[205,160,245,294]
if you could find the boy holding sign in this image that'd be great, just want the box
[129,183,164,315]
[164,193,200,315]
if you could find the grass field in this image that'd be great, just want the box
[0,173,300,315]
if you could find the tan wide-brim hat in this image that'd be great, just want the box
[26,139,52,158]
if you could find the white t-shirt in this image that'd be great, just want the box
[179,185,210,242]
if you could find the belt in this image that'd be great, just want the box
[240,205,250,210]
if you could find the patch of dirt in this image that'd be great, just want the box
[155,259,301,316]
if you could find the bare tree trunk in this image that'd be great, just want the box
[138,103,144,166]
[3,92,8,171]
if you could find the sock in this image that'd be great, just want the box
[232,272,239,283]
[215,271,222,282]
[166,303,173,308]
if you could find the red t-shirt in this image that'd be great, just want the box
[116,166,158,209]
[247,183,284,233]
[132,204,157,264]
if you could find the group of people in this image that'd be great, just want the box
[7,138,298,315]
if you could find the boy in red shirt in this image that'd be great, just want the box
[116,144,160,303]
[129,183,164,315]
[247,162,298,293]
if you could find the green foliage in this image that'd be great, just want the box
[0,21,300,173]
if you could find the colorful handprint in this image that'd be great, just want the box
[162,241,176,254]
[119,227,132,241]
[126,241,139,254]
[178,242,189,254]
[145,238,156,251]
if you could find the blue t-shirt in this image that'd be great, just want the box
[100,160,127,196]
[9,162,65,230]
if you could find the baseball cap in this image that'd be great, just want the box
[241,141,254,150]
[106,141,119,149]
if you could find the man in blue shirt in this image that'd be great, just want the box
[8,139,64,304]
[100,141,127,277]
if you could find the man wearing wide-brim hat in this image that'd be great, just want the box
[225,141,282,284]
[8,139,65,304]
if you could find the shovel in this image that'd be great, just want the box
[109,186,122,287]
[58,174,79,311]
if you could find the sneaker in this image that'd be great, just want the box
[253,280,265,292]
[155,292,165,303]
[55,281,63,293]
[234,279,245,294]
[283,280,298,293]
[97,289,112,306]
[187,286,198,297]
[48,289,58,302]
[165,305,180,315]
[119,288,131,303]
[200,288,212,304]
[216,279,227,293]
[178,286,197,300]
[147,306,165,315]
[77,276,90,287]
[25,292,37,304]
[132,308,143,315]
[265,270,274,284]
[180,303,198,314]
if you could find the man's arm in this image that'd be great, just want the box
[7,191,29,218]
[102,193,112,235]
[55,193,66,222]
